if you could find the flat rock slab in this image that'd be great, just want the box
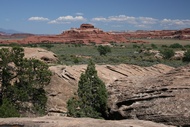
[0,116,175,127]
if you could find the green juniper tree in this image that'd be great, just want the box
[67,60,108,118]
[0,46,51,117]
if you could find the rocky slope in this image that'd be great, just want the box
[45,64,173,115]
[108,64,190,126]
[46,63,190,126]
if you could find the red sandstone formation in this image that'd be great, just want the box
[0,24,189,45]
[20,24,130,44]
[124,28,190,40]
[0,33,34,44]
[19,26,190,45]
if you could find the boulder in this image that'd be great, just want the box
[0,47,58,63]
[24,47,58,63]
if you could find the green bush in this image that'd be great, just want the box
[160,48,175,59]
[97,45,111,56]
[184,44,190,48]
[133,44,140,49]
[169,43,183,49]
[161,45,168,48]
[151,44,157,49]
[183,49,190,62]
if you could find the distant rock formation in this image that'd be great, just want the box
[80,23,95,29]
[1,25,190,44]
[124,28,190,40]
[20,24,130,44]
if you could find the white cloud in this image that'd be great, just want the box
[92,15,136,24]
[48,20,71,24]
[48,15,86,24]
[111,25,123,28]
[92,15,190,29]
[161,19,190,26]
[138,17,158,25]
[108,15,136,23]
[76,12,84,15]
[92,15,158,25]
[92,17,107,21]
[28,17,49,21]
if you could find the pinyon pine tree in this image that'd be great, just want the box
[67,60,108,118]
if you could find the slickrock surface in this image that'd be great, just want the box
[46,64,173,116]
[24,47,58,63]
[0,116,175,127]
[46,64,190,126]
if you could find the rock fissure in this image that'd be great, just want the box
[106,65,128,77]
[116,94,175,108]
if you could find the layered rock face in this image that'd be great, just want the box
[46,63,190,126]
[108,64,190,126]
[45,64,172,115]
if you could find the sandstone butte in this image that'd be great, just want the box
[20,24,132,44]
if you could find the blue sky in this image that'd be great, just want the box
[1,0,190,34]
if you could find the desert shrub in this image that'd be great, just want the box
[38,43,54,49]
[133,44,140,49]
[151,44,158,49]
[160,48,175,59]
[183,49,190,62]
[161,45,168,48]
[184,44,190,48]
[97,45,111,56]
[109,41,117,46]
[67,60,108,118]
[169,43,183,49]
[25,43,38,47]
[140,44,146,48]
